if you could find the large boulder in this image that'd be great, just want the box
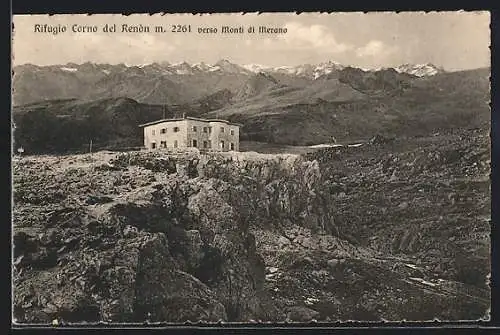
[13,230,228,323]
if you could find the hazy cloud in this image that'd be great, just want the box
[115,34,175,54]
[282,22,352,53]
[356,40,397,58]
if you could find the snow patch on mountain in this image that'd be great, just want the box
[312,61,344,79]
[243,64,271,73]
[192,62,212,71]
[30,60,446,80]
[243,61,345,79]
[208,66,221,72]
[171,62,195,75]
[60,67,78,72]
[214,59,249,74]
[395,63,443,77]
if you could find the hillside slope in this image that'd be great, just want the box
[12,68,490,153]
[204,68,490,145]
[234,73,284,101]
[12,98,169,153]
[87,68,190,105]
[12,62,250,106]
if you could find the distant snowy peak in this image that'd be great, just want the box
[214,59,250,74]
[242,61,345,79]
[394,63,444,77]
[170,61,194,75]
[192,62,212,71]
[312,61,345,79]
[23,60,444,79]
[60,67,78,72]
[242,64,270,73]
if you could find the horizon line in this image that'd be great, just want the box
[11,59,491,73]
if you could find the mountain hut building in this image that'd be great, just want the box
[139,116,241,152]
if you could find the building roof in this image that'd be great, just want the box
[138,116,243,128]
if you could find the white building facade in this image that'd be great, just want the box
[139,117,241,152]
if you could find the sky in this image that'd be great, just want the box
[12,12,490,71]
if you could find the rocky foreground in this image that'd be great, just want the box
[12,128,491,324]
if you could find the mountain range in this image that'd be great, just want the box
[12,60,445,106]
[11,60,489,154]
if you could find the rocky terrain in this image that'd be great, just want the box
[12,127,491,324]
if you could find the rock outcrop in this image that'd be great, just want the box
[13,150,330,324]
[12,127,491,323]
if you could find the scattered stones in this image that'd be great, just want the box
[304,297,320,306]
[122,225,139,238]
[267,267,279,274]
[369,134,394,145]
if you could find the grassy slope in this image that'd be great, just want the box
[13,98,169,153]
[205,68,490,145]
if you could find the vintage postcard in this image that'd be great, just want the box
[11,12,491,325]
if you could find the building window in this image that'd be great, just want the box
[192,139,198,148]
[152,129,156,136]
[192,126,197,132]
[208,140,212,149]
[151,142,156,149]
[203,141,208,149]
[160,128,166,134]
[208,127,212,134]
[230,129,235,136]
[203,127,208,133]
[220,127,225,133]
[174,140,178,148]
[160,141,167,148]
[220,140,225,149]
[173,127,180,132]
[230,143,235,150]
